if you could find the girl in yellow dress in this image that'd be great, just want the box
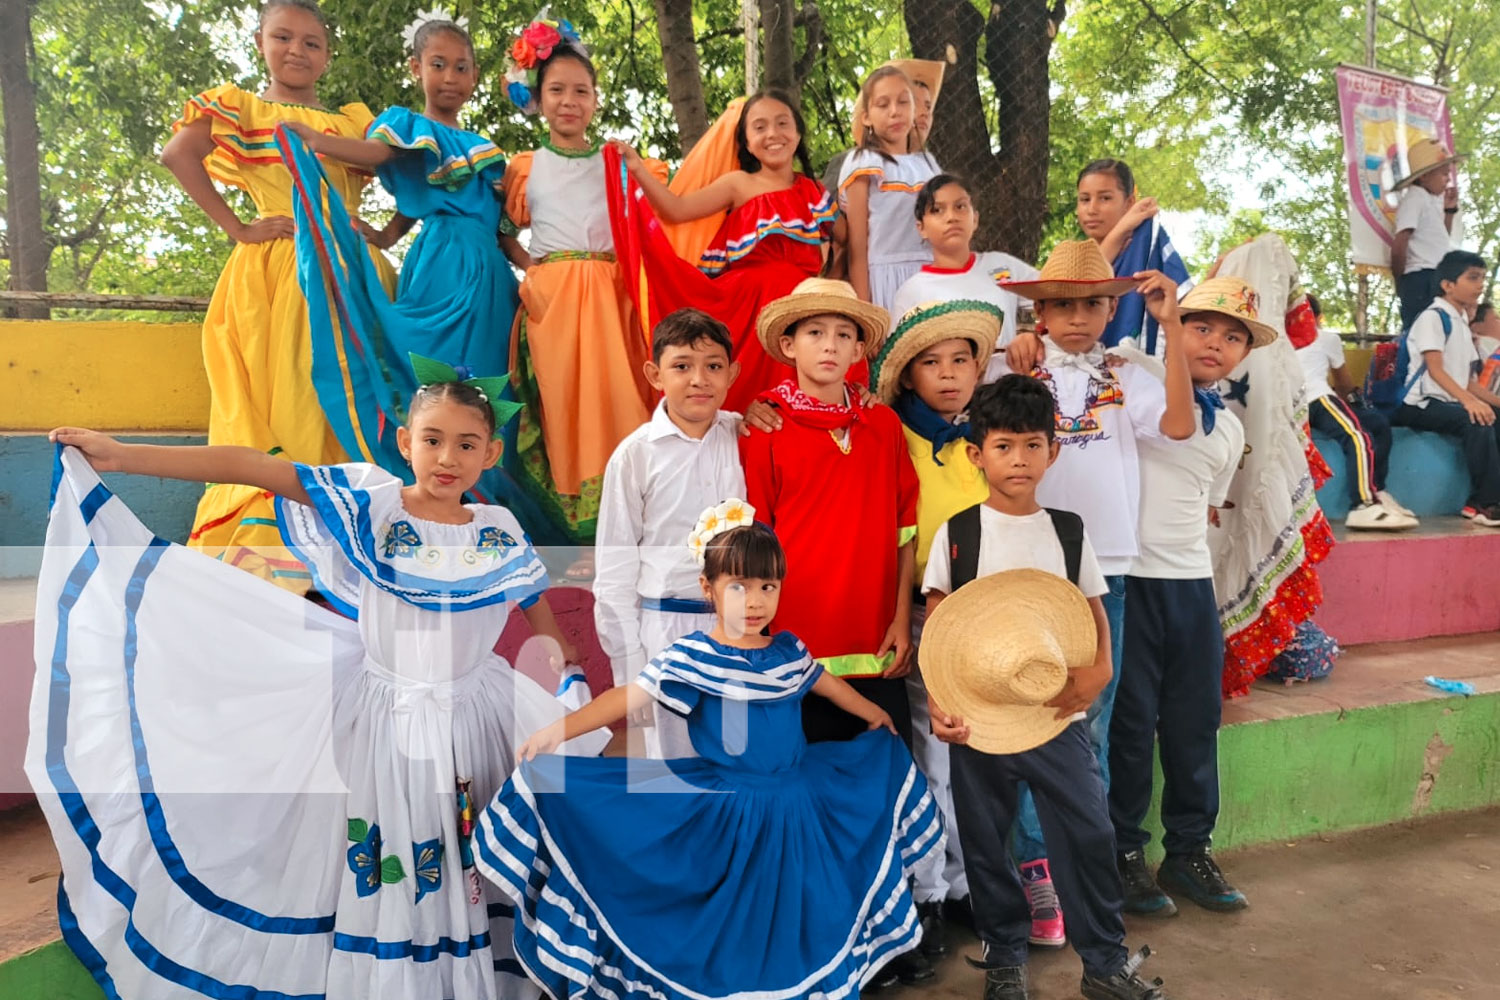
[161,0,393,590]
[497,13,661,554]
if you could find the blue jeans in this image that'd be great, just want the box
[1013,575,1126,865]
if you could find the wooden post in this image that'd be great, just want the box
[743,0,760,93]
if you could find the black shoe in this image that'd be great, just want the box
[1156,846,1248,912]
[980,964,1029,1000]
[917,900,948,957]
[1117,850,1177,917]
[1080,946,1166,1000]
[864,962,901,992]
[944,893,975,931]
[890,949,937,985]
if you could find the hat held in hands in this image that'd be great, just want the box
[921,568,1097,754]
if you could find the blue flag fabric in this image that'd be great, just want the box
[1103,218,1193,355]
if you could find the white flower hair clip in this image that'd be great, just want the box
[402,8,470,52]
[687,499,757,566]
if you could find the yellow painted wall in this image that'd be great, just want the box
[0,320,208,432]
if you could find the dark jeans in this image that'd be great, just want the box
[1108,577,1224,855]
[802,675,913,748]
[1398,269,1437,331]
[1394,401,1500,508]
[1308,395,1390,505]
[951,724,1128,979]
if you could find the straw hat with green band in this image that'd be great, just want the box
[999,240,1140,301]
[921,568,1098,755]
[871,299,1003,404]
[409,353,522,437]
[1391,136,1466,191]
[756,278,892,367]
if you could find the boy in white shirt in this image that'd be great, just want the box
[1108,277,1271,920]
[593,309,746,757]
[1391,137,1463,330]
[987,240,1194,947]
[1298,293,1417,529]
[1392,250,1500,526]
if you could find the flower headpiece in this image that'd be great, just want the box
[503,7,585,114]
[408,353,522,437]
[687,499,757,566]
[401,8,470,53]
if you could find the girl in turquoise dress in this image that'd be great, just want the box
[280,13,522,507]
[476,505,944,1000]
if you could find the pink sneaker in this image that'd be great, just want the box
[1020,858,1066,947]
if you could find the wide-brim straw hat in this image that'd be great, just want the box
[1000,240,1140,301]
[852,59,946,145]
[757,278,892,367]
[871,299,1002,404]
[1392,137,1466,191]
[921,568,1098,755]
[1178,276,1278,350]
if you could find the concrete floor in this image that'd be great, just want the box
[889,808,1500,1000]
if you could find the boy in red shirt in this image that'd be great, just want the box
[741,278,921,746]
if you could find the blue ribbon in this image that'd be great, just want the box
[1195,386,1225,435]
[892,390,969,465]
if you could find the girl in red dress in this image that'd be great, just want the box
[608,91,843,413]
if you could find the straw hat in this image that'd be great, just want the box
[921,569,1098,755]
[1178,277,1278,349]
[871,299,1002,404]
[1000,240,1140,301]
[852,59,946,145]
[1392,137,1465,191]
[756,278,892,367]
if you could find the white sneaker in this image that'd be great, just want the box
[1377,490,1416,517]
[1345,502,1418,531]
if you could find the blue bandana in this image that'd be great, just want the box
[893,389,969,465]
[1195,386,1225,435]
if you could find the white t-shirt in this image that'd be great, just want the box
[889,252,1041,379]
[921,506,1108,599]
[1394,186,1451,274]
[1403,297,1478,407]
[1297,328,1346,403]
[1133,405,1245,579]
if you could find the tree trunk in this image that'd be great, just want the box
[905,0,1058,262]
[0,0,50,318]
[760,0,798,97]
[651,0,710,152]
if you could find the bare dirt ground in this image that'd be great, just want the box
[890,808,1500,1000]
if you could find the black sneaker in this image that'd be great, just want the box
[1156,846,1248,912]
[980,964,1029,1000]
[1080,946,1166,1000]
[944,893,975,931]
[890,948,937,985]
[918,900,948,958]
[1117,850,1177,917]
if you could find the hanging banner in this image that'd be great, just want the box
[1335,64,1458,273]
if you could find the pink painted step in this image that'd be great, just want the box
[1314,518,1500,647]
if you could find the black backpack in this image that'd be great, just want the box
[946,504,1084,590]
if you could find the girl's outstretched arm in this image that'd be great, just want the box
[811,672,897,734]
[50,428,310,507]
[283,121,396,169]
[517,682,651,760]
[607,140,738,223]
[161,117,292,244]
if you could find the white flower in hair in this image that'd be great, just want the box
[687,499,757,566]
[402,8,470,51]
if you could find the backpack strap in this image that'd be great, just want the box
[1044,508,1085,586]
[946,503,983,592]
[1401,305,1454,400]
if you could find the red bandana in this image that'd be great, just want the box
[760,379,865,430]
[1285,298,1318,350]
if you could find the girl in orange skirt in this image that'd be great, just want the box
[497,14,660,551]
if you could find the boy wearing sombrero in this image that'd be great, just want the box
[740,277,929,986]
[871,298,1004,955]
[1392,136,1465,330]
[922,375,1165,1000]
[985,241,1195,948]
[1106,277,1274,920]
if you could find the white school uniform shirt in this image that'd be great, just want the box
[1296,327,1346,403]
[1132,403,1244,579]
[593,402,746,685]
[922,507,1107,723]
[993,341,1168,576]
[889,252,1041,381]
[1394,185,1451,274]
[1403,296,1478,407]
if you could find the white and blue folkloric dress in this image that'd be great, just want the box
[27,451,606,1000]
[475,630,944,1000]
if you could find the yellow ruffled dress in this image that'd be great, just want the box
[174,84,395,590]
